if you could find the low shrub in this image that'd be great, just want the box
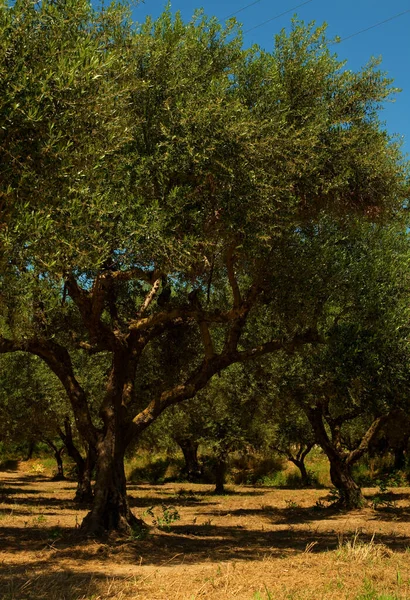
[230,453,286,485]
[126,454,185,484]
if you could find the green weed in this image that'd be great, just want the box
[33,514,47,525]
[252,584,273,599]
[48,527,62,540]
[143,504,180,531]
[128,522,149,541]
[355,578,401,599]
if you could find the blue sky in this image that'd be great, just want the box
[131,0,410,157]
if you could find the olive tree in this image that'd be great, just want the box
[270,221,410,508]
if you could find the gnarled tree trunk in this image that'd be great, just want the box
[329,457,365,508]
[306,407,390,509]
[175,437,202,482]
[284,443,314,487]
[81,432,141,534]
[290,456,311,487]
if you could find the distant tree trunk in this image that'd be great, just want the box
[214,455,227,494]
[393,446,406,471]
[289,455,311,487]
[282,443,313,487]
[25,440,36,461]
[44,438,66,481]
[75,444,96,504]
[306,407,390,509]
[175,437,202,481]
[54,447,65,480]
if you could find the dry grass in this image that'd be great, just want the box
[2,463,410,599]
[336,530,392,562]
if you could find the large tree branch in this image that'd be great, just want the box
[0,335,99,446]
[223,282,261,354]
[199,320,214,360]
[346,413,391,467]
[226,243,241,308]
[126,328,321,444]
[136,277,162,317]
[128,304,250,332]
[65,274,120,349]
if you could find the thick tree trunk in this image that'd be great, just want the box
[81,434,142,535]
[305,406,382,509]
[176,437,202,482]
[329,458,365,509]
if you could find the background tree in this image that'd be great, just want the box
[268,221,410,507]
[262,396,315,487]
[0,2,408,533]
[0,353,67,476]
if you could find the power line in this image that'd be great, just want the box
[333,8,410,44]
[224,0,265,20]
[243,0,314,34]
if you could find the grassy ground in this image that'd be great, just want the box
[2,461,410,599]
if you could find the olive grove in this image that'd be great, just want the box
[0,0,408,533]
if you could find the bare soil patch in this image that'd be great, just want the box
[1,463,410,599]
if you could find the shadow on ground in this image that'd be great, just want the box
[2,472,410,600]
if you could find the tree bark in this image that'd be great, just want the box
[329,458,365,508]
[329,457,365,508]
[25,441,36,461]
[175,437,202,482]
[74,444,96,504]
[306,407,366,508]
[81,433,141,534]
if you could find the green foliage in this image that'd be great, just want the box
[252,585,273,600]
[230,453,285,485]
[355,580,402,600]
[128,522,150,541]
[126,454,184,484]
[143,504,180,531]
